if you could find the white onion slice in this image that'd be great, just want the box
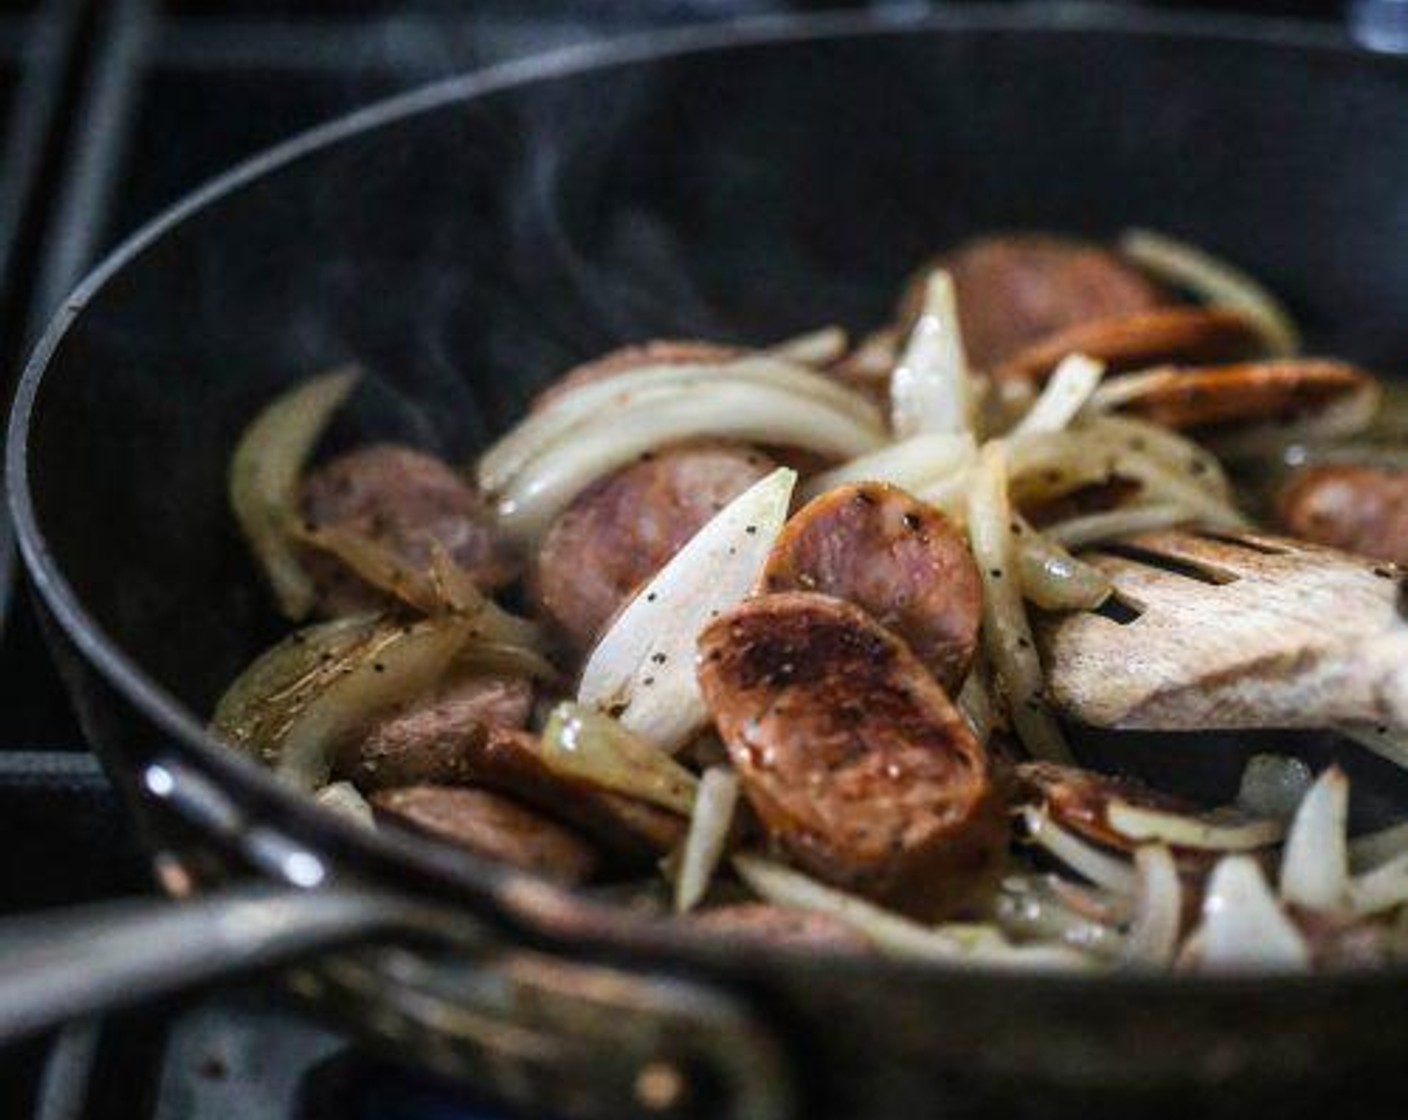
[314,781,376,830]
[579,467,797,753]
[1237,754,1314,820]
[539,703,698,815]
[1347,851,1408,917]
[674,766,740,913]
[1021,808,1136,894]
[1350,820,1408,873]
[801,432,976,501]
[1106,801,1285,852]
[1015,526,1113,611]
[497,386,874,540]
[478,355,880,495]
[1279,767,1350,913]
[890,270,974,438]
[733,854,1092,969]
[1119,228,1300,357]
[767,325,849,367]
[1122,846,1182,968]
[1011,353,1105,437]
[1194,855,1310,972]
[229,367,359,620]
[1078,414,1232,500]
[969,444,1072,763]
[1043,504,1192,551]
[995,874,1125,958]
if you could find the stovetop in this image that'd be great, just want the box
[0,1,1374,1118]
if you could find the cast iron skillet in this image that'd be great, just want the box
[7,8,1408,1118]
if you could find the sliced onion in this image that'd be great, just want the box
[538,702,697,816]
[497,387,875,540]
[969,443,1072,763]
[1106,801,1285,852]
[275,615,475,791]
[1015,525,1113,611]
[1122,845,1182,968]
[957,655,1002,742]
[674,766,740,913]
[801,432,976,501]
[211,613,384,764]
[1119,228,1300,357]
[1010,353,1105,437]
[579,467,796,753]
[1237,754,1314,820]
[767,325,849,367]
[229,367,359,619]
[1021,808,1136,894]
[733,854,1093,969]
[1344,725,1408,774]
[1279,767,1350,912]
[1079,414,1232,500]
[1350,820,1408,873]
[890,270,975,438]
[1187,380,1381,464]
[315,781,375,830]
[995,873,1125,958]
[1194,855,1310,972]
[1043,504,1192,551]
[1348,851,1408,917]
[477,355,881,495]
[454,639,560,684]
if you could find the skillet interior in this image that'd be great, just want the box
[10,9,1408,1112]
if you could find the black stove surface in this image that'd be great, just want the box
[0,1,1380,1118]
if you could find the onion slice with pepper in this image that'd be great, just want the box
[539,703,698,816]
[229,367,359,619]
[579,467,797,753]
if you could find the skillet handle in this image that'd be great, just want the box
[0,881,416,1046]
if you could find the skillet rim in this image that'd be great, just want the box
[7,4,1406,992]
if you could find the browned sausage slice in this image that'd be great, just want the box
[300,444,515,616]
[901,235,1169,371]
[1107,360,1375,433]
[762,483,982,692]
[531,340,742,412]
[371,786,599,884]
[688,903,871,951]
[1277,464,1408,565]
[342,675,533,790]
[994,307,1263,385]
[697,591,1008,920]
[532,442,775,652]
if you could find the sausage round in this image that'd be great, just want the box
[993,306,1264,385]
[532,441,775,652]
[1277,464,1408,565]
[762,483,982,692]
[342,675,533,790]
[697,591,1008,920]
[901,235,1168,372]
[300,443,515,616]
[371,785,599,884]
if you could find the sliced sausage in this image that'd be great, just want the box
[1276,465,1408,565]
[300,444,515,616]
[532,339,742,412]
[688,902,871,951]
[371,785,599,884]
[901,235,1169,371]
[1107,360,1375,433]
[342,675,533,790]
[697,591,1008,920]
[762,483,981,692]
[994,307,1264,385]
[532,442,775,652]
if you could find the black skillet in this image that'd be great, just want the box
[7,7,1408,1119]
